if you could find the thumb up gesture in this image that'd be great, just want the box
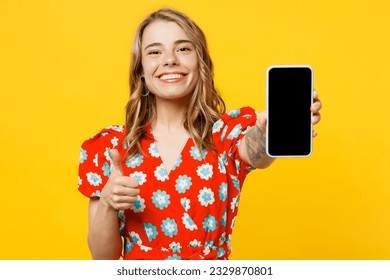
[100,149,139,210]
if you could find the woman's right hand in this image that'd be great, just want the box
[100,149,139,210]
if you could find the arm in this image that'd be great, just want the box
[87,149,139,259]
[238,111,275,169]
[239,91,322,169]
[87,198,123,260]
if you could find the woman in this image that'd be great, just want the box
[78,8,322,260]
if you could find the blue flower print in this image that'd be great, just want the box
[130,231,142,245]
[205,240,217,251]
[130,195,146,213]
[196,163,213,180]
[161,218,178,238]
[124,237,133,253]
[231,175,240,191]
[235,159,241,173]
[169,241,181,253]
[79,148,87,163]
[102,161,111,177]
[230,195,240,212]
[152,190,170,210]
[110,136,118,148]
[175,175,192,193]
[154,164,169,182]
[243,114,253,119]
[180,197,191,211]
[190,146,207,161]
[221,208,227,226]
[218,155,226,174]
[166,254,181,260]
[198,187,215,207]
[130,171,147,186]
[86,172,102,187]
[202,215,217,232]
[91,190,101,197]
[125,153,144,168]
[148,143,159,158]
[182,213,198,231]
[227,124,242,140]
[217,248,226,258]
[189,239,201,248]
[144,223,158,242]
[171,155,182,170]
[218,183,228,201]
[219,232,226,246]
[106,125,124,132]
[220,125,228,142]
[212,119,224,134]
[227,108,240,118]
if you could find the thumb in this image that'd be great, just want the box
[110,149,124,176]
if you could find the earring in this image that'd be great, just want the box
[141,90,150,97]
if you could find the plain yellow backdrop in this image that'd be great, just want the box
[1,0,389,259]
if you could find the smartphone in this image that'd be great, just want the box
[266,65,313,157]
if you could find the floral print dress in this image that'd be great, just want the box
[78,107,257,259]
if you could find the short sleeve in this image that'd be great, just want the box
[77,125,125,198]
[212,107,258,180]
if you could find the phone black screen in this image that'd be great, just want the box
[266,66,313,157]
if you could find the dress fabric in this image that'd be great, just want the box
[78,107,257,260]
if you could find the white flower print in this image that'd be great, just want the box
[212,119,224,133]
[230,195,240,212]
[79,148,87,163]
[169,242,182,253]
[129,195,146,213]
[182,213,198,231]
[93,153,98,167]
[103,147,111,162]
[198,187,215,207]
[140,245,152,252]
[130,171,147,185]
[148,143,159,158]
[219,232,226,246]
[86,172,102,187]
[175,175,192,193]
[189,239,201,248]
[154,164,169,182]
[180,197,191,212]
[231,216,236,229]
[196,163,213,180]
[227,123,242,140]
[111,136,118,148]
[106,125,124,132]
[78,176,82,186]
[218,154,226,174]
[130,231,142,245]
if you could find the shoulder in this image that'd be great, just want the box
[212,107,257,137]
[81,125,126,151]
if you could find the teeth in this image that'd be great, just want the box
[160,74,184,80]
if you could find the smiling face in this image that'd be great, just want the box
[141,20,200,101]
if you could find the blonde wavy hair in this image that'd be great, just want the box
[124,8,226,159]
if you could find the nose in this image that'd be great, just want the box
[163,51,179,66]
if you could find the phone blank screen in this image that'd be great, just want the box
[267,66,313,157]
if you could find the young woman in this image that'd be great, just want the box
[77,8,322,260]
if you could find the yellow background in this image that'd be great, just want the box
[1,0,389,259]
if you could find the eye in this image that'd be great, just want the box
[177,46,192,52]
[147,50,160,55]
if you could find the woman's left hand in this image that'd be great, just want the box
[311,90,322,137]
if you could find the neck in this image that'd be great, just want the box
[152,97,189,133]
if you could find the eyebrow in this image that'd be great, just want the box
[144,39,194,50]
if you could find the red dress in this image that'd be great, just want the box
[78,107,257,259]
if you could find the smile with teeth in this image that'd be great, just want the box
[159,73,185,80]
